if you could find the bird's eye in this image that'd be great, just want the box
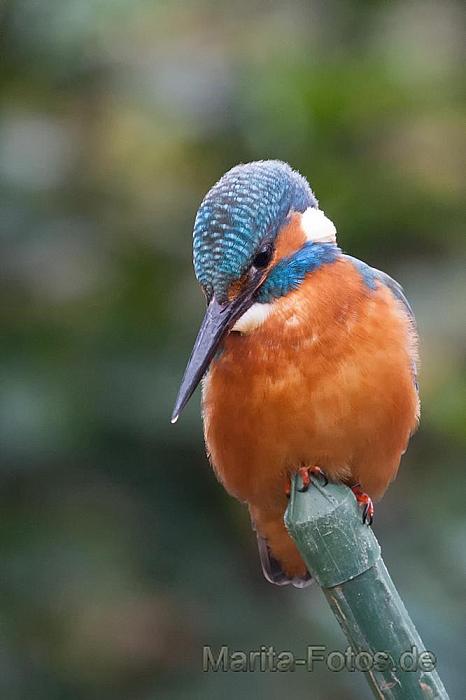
[252,247,273,269]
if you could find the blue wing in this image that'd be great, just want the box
[372,267,415,324]
[344,255,419,391]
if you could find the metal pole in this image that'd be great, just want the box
[285,475,449,699]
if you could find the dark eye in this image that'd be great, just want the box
[252,247,273,269]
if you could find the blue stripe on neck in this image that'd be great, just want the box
[257,242,340,303]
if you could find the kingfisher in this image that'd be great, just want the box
[172,160,419,587]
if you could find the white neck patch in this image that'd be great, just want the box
[300,207,337,244]
[232,302,274,334]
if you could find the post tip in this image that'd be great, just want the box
[171,414,179,424]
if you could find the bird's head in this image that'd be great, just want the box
[172,160,338,422]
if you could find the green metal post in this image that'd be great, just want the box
[285,476,449,699]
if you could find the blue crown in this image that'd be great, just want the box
[193,161,317,301]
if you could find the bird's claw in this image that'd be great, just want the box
[284,466,328,498]
[351,484,374,525]
[362,503,374,526]
[284,478,291,499]
[297,466,328,492]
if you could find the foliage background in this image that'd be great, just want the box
[1,1,464,698]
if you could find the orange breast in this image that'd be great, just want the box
[202,257,419,510]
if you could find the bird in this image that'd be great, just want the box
[172,160,419,587]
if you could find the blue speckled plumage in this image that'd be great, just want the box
[193,160,316,301]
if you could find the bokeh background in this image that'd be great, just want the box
[1,1,465,698]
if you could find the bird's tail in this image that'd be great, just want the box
[254,527,312,589]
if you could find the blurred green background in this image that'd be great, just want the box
[1,1,465,698]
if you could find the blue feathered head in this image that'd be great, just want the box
[193,160,317,302]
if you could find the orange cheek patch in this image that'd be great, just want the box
[227,276,247,301]
[273,213,307,262]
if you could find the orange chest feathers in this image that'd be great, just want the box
[201,258,419,506]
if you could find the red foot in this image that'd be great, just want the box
[297,466,328,492]
[284,466,328,499]
[351,484,374,525]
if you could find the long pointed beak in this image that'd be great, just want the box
[171,281,260,423]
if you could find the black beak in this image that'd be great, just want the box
[171,274,263,423]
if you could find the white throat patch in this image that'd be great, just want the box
[232,302,274,334]
[300,207,337,244]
